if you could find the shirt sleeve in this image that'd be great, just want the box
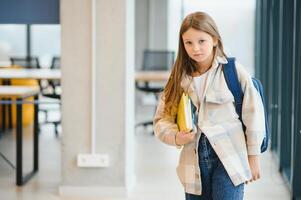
[153,94,182,149]
[235,61,265,155]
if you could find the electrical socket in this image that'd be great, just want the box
[77,154,110,168]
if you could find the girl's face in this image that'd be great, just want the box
[182,28,217,66]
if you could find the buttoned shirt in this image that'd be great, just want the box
[153,56,265,195]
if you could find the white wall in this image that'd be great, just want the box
[135,0,149,70]
[135,0,170,70]
[167,0,182,55]
[148,0,168,50]
[168,0,256,75]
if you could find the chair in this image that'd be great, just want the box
[10,56,43,89]
[10,56,41,69]
[0,57,41,131]
[41,56,61,136]
[43,56,61,99]
[135,50,175,131]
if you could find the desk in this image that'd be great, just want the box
[0,68,61,130]
[0,69,61,80]
[0,86,40,186]
[135,71,170,132]
[0,61,11,68]
[135,70,170,82]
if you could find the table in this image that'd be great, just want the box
[0,61,11,68]
[135,70,170,82]
[0,86,40,186]
[0,68,61,80]
[0,68,61,131]
[135,71,170,132]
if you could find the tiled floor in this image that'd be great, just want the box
[0,95,291,200]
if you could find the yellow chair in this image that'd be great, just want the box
[0,65,38,127]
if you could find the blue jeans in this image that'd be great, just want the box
[185,134,244,200]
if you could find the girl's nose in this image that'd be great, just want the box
[193,44,200,51]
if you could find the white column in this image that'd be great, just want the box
[60,0,135,198]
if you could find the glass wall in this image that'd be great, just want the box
[0,24,60,67]
[255,0,301,199]
[0,25,26,60]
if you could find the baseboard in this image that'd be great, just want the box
[59,185,127,198]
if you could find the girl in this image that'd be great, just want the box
[153,12,265,200]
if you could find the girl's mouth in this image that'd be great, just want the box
[193,54,202,57]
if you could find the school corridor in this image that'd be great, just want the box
[0,104,291,199]
[0,0,300,199]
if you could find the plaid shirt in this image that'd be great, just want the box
[153,56,265,195]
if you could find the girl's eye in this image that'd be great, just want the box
[199,40,205,44]
[185,41,192,45]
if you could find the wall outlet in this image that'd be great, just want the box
[77,154,110,168]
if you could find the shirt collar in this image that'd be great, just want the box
[213,55,227,68]
[181,56,227,88]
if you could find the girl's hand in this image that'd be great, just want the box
[246,155,261,184]
[175,131,196,145]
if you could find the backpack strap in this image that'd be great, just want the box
[224,58,268,152]
[223,57,244,122]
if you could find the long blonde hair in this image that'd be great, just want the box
[162,11,227,113]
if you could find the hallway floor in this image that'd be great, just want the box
[0,97,291,200]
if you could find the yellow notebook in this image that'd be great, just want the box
[177,93,193,132]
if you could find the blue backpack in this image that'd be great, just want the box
[223,57,269,153]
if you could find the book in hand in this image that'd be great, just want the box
[177,93,194,132]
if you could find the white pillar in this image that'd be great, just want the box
[60,0,135,198]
